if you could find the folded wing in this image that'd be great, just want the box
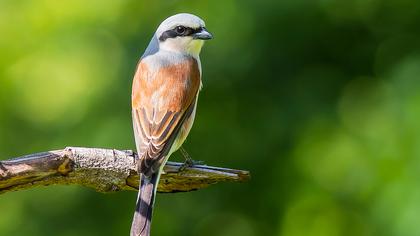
[132,58,201,176]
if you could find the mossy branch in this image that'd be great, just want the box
[0,147,250,194]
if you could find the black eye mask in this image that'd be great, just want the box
[159,26,202,41]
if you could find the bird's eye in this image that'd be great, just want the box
[175,26,186,35]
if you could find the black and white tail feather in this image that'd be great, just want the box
[130,173,159,236]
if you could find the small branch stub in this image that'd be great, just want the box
[0,147,250,194]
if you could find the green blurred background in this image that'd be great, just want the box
[1,0,420,235]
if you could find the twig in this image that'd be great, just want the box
[0,147,250,194]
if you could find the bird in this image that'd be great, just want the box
[130,13,212,236]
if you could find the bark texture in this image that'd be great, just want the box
[0,147,250,194]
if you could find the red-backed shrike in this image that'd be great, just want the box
[130,13,212,236]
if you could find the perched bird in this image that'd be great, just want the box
[130,13,212,236]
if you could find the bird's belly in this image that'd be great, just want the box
[169,102,197,155]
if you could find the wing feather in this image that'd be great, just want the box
[132,57,201,176]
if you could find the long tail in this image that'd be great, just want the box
[130,173,159,236]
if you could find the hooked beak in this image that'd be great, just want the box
[193,27,213,40]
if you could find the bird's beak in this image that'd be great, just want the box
[193,27,213,40]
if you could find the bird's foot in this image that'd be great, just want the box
[178,147,205,172]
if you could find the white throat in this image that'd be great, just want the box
[159,37,204,59]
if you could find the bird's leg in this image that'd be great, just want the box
[179,147,205,171]
[180,147,193,166]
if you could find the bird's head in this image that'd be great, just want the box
[155,13,212,58]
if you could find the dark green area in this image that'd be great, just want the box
[1,0,420,235]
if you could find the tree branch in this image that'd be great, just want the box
[0,147,249,194]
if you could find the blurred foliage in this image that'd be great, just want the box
[1,0,420,235]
